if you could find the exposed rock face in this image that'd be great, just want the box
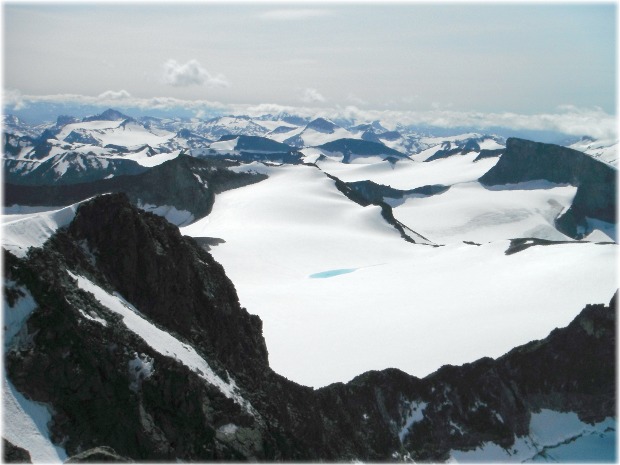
[480,138,614,187]
[473,148,504,162]
[305,117,338,134]
[3,439,32,463]
[480,138,616,238]
[4,155,267,222]
[64,193,270,380]
[82,109,131,122]
[317,138,408,163]
[346,180,449,206]
[3,194,616,462]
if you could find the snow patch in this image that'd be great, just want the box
[399,401,428,442]
[3,281,38,350]
[3,372,68,463]
[128,352,155,392]
[210,137,239,152]
[217,423,239,437]
[583,217,616,242]
[77,308,107,327]
[137,203,195,227]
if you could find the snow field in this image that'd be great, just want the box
[57,120,175,148]
[316,152,499,190]
[388,181,579,244]
[181,164,617,388]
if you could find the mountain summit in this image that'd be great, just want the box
[82,108,131,122]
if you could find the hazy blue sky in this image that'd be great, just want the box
[2,2,617,135]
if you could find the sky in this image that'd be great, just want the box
[2,2,618,137]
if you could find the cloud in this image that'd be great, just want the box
[97,89,131,100]
[347,93,368,106]
[4,89,27,110]
[301,88,326,104]
[161,59,230,88]
[6,92,228,115]
[259,9,332,21]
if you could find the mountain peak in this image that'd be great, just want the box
[82,108,131,122]
[305,117,339,134]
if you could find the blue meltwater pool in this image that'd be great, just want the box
[309,268,357,279]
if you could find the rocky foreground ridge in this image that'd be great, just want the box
[3,194,616,462]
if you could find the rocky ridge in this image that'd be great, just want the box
[4,155,267,224]
[480,137,617,238]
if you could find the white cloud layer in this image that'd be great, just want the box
[97,89,131,100]
[161,59,230,88]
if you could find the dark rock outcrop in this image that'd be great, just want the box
[3,194,616,462]
[317,138,409,163]
[425,137,491,162]
[480,138,617,239]
[63,131,100,146]
[305,117,339,134]
[473,148,504,162]
[323,172,436,245]
[346,180,449,206]
[3,439,32,463]
[234,135,292,153]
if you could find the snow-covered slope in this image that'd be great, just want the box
[56,119,175,149]
[317,151,499,190]
[2,201,83,257]
[181,163,617,388]
[386,181,579,243]
[280,117,360,147]
[568,136,617,166]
